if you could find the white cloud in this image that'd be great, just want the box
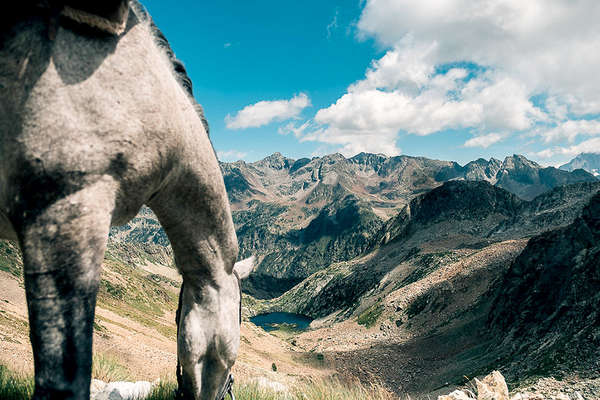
[357,0,600,115]
[216,150,248,161]
[225,93,310,129]
[464,133,506,148]
[302,50,541,155]
[302,126,402,157]
[532,137,600,159]
[537,119,600,143]
[297,0,600,157]
[326,9,339,39]
[278,121,312,138]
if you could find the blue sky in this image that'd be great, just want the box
[144,0,600,166]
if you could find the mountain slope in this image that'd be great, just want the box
[261,182,600,397]
[106,153,597,299]
[489,191,600,379]
[266,180,600,320]
[560,152,600,176]
[223,153,596,298]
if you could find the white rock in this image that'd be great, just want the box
[438,389,475,399]
[90,379,107,398]
[93,380,154,400]
[510,394,529,400]
[476,371,509,400]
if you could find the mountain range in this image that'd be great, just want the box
[220,152,596,298]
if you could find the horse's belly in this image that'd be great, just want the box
[2,16,206,229]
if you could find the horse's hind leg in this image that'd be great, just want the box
[14,183,114,399]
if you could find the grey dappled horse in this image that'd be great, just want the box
[0,1,253,399]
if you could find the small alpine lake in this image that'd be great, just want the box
[250,312,313,332]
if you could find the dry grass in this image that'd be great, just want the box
[0,365,34,400]
[0,362,400,400]
[92,352,132,382]
[147,376,399,400]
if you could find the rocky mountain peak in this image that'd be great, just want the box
[255,152,294,170]
[501,154,541,170]
[410,180,521,226]
[350,152,389,167]
[560,152,600,176]
[318,153,346,164]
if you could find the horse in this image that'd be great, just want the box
[0,1,253,398]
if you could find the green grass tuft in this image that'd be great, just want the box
[357,304,384,328]
[0,365,34,400]
[92,353,131,382]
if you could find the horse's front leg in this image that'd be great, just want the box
[15,183,114,400]
[149,167,240,400]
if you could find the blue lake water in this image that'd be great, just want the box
[250,312,313,332]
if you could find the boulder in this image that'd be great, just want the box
[475,371,509,400]
[93,380,154,400]
[438,389,475,399]
[90,379,107,398]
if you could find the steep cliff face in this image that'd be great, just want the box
[236,194,384,298]
[489,192,600,378]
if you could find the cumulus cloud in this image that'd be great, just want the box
[216,150,248,161]
[357,0,600,114]
[302,47,542,155]
[298,0,600,157]
[533,137,600,159]
[225,93,310,129]
[464,133,506,149]
[537,119,600,143]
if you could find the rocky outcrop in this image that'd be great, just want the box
[495,155,596,200]
[438,371,590,400]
